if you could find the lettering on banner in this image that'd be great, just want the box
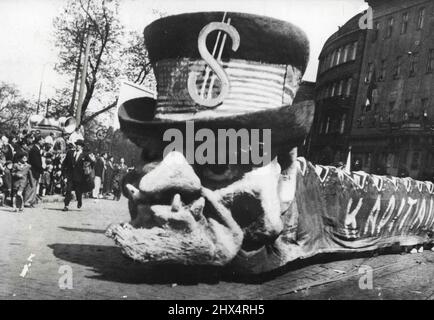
[426,198,434,228]
[344,197,364,230]
[387,198,406,233]
[410,198,426,230]
[376,195,396,234]
[363,195,381,236]
[398,197,417,231]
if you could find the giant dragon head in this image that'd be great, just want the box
[106,12,434,274]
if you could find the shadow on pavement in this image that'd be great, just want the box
[45,208,81,212]
[47,242,407,285]
[59,226,106,234]
[48,243,226,285]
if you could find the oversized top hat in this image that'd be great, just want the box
[119,11,314,150]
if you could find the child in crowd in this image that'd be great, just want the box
[0,172,4,206]
[12,153,31,212]
[52,169,63,195]
[40,163,53,197]
[2,160,13,205]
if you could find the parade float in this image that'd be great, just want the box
[106,12,434,274]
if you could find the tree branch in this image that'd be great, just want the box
[82,99,118,124]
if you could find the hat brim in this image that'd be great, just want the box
[118,96,314,149]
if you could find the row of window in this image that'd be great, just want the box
[372,7,427,42]
[356,109,430,128]
[317,78,353,100]
[318,41,358,74]
[366,49,434,82]
[363,97,430,115]
[354,151,434,176]
[318,114,347,135]
[354,151,422,172]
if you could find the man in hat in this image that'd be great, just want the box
[92,152,107,198]
[62,139,92,211]
[24,135,45,207]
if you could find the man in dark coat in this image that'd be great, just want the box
[92,152,107,198]
[62,139,92,211]
[24,135,44,207]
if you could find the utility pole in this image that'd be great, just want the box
[75,30,91,127]
[75,0,92,127]
[70,32,84,113]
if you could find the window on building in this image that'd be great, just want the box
[338,79,344,96]
[427,49,434,73]
[386,17,394,38]
[339,114,346,134]
[401,12,409,34]
[351,42,358,60]
[345,78,352,97]
[417,7,425,30]
[373,22,380,42]
[379,59,386,81]
[409,52,419,77]
[334,49,341,66]
[337,47,344,65]
[331,82,337,97]
[343,44,350,63]
[393,56,402,78]
[329,50,336,68]
[325,117,331,134]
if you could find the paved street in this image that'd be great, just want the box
[0,197,433,300]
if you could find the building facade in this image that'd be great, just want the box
[309,13,367,165]
[351,0,434,179]
[310,0,434,180]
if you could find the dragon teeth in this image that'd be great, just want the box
[171,194,182,212]
[190,197,205,219]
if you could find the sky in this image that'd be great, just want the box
[0,0,368,101]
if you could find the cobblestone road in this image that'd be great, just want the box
[0,197,433,300]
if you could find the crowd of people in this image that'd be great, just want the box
[0,129,130,212]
